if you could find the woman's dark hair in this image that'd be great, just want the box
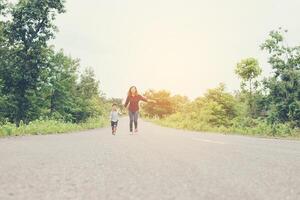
[112,103,117,107]
[127,86,138,97]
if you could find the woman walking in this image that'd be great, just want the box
[124,86,155,134]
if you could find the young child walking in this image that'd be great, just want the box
[110,104,119,135]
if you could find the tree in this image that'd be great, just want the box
[142,90,176,118]
[0,0,16,123]
[46,49,80,122]
[171,95,189,112]
[77,67,100,99]
[0,0,65,125]
[75,67,103,122]
[191,84,238,127]
[43,50,106,123]
[0,0,109,126]
[0,0,8,15]
[261,28,300,127]
[0,78,8,124]
[0,1,7,123]
[235,58,262,95]
[235,57,262,117]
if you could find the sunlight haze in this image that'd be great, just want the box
[51,0,300,99]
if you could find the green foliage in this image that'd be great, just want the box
[189,84,238,127]
[0,1,109,130]
[0,0,9,16]
[46,49,80,122]
[261,28,300,126]
[149,80,298,138]
[0,0,65,125]
[1,2,299,139]
[142,90,184,118]
[235,58,262,86]
[0,117,108,137]
[151,28,300,138]
[171,95,189,112]
[145,84,238,130]
[235,58,262,117]
[78,67,100,99]
[155,113,298,138]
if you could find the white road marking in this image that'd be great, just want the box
[192,138,226,145]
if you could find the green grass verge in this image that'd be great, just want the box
[0,117,109,137]
[147,116,300,139]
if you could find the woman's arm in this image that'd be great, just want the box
[139,95,156,103]
[139,95,148,102]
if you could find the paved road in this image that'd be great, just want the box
[0,119,300,200]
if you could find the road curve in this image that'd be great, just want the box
[0,119,300,200]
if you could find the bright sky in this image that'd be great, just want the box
[51,0,300,99]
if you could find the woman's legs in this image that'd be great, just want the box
[133,111,139,130]
[129,111,134,132]
[129,111,139,132]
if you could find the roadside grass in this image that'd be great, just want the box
[0,117,109,137]
[147,116,300,139]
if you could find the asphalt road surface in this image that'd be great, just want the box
[0,119,300,200]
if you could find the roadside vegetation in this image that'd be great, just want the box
[0,117,108,137]
[141,28,300,138]
[0,0,114,137]
[0,1,299,138]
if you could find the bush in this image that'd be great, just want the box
[0,116,108,137]
[154,114,298,138]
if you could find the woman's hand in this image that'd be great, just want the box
[148,99,157,103]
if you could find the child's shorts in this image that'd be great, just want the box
[111,121,118,127]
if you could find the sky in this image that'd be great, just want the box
[50,0,300,99]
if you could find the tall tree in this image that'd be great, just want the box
[78,67,100,99]
[0,0,12,123]
[261,28,300,126]
[0,0,65,125]
[75,67,103,122]
[47,49,80,122]
[235,57,262,116]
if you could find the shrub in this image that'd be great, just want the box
[0,116,108,137]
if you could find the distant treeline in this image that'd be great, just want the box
[142,28,300,137]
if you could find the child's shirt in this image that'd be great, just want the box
[110,111,119,122]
